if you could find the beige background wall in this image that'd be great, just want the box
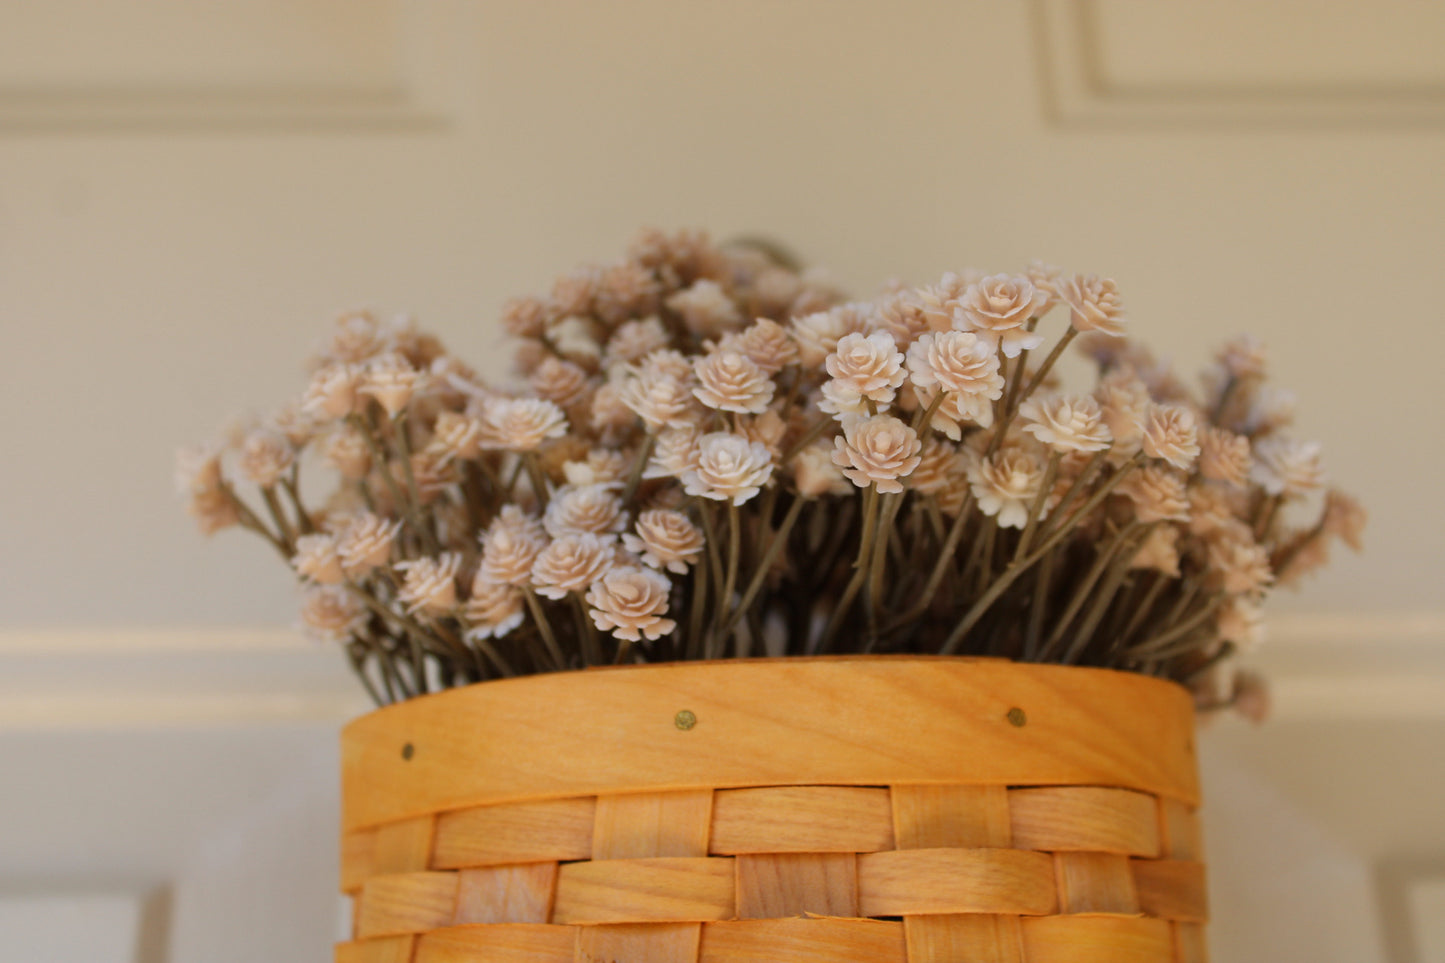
[1,2,1443,961]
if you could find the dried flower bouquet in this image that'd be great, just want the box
[179,230,1362,714]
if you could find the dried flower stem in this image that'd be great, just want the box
[621,433,655,503]
[1024,550,1056,661]
[1115,571,1170,651]
[521,588,567,671]
[714,493,806,644]
[1064,522,1159,663]
[1043,520,1145,662]
[522,452,551,511]
[1127,592,1225,658]
[571,593,603,666]
[1013,450,1063,561]
[260,486,297,551]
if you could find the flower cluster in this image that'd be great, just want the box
[181,230,1361,718]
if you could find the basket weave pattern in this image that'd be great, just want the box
[336,659,1206,962]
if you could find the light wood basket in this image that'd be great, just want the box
[337,656,1206,962]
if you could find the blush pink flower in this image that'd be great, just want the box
[825,331,906,405]
[292,534,345,585]
[906,331,1005,399]
[1141,405,1201,471]
[1058,274,1126,336]
[586,565,677,642]
[623,509,705,574]
[681,433,774,505]
[299,586,366,643]
[967,447,1045,529]
[832,415,922,494]
[693,350,775,413]
[954,275,1048,358]
[1018,394,1111,453]
[480,398,569,451]
[462,576,526,640]
[394,552,464,615]
[531,532,614,599]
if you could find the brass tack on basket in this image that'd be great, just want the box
[1007,707,1027,727]
[674,709,697,731]
[401,742,415,760]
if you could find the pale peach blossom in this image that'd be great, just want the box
[501,295,549,338]
[1206,523,1274,594]
[618,369,698,431]
[326,311,384,364]
[629,227,726,287]
[360,353,420,418]
[1024,260,1063,312]
[607,317,671,364]
[737,318,798,373]
[876,290,931,347]
[383,314,445,369]
[1141,405,1200,470]
[395,552,464,615]
[1094,366,1151,456]
[398,451,455,504]
[1119,465,1190,523]
[1241,385,1297,436]
[549,266,600,318]
[563,449,629,487]
[480,398,568,451]
[428,411,485,463]
[954,275,1048,357]
[825,331,906,405]
[752,266,805,317]
[544,484,628,538]
[639,348,695,382]
[530,357,591,409]
[299,585,366,642]
[1188,484,1241,536]
[934,472,972,517]
[1217,334,1267,380]
[323,427,372,479]
[1251,437,1324,496]
[1322,489,1366,552]
[913,383,996,438]
[1129,524,1181,577]
[1198,427,1251,487]
[337,512,402,576]
[624,509,705,574]
[462,575,526,640]
[682,432,774,504]
[1058,274,1126,336]
[1019,394,1111,453]
[909,437,965,495]
[594,261,661,324]
[667,279,740,336]
[693,350,775,413]
[186,486,240,534]
[174,443,223,495]
[586,565,676,642]
[238,429,294,488]
[531,532,614,599]
[589,382,637,443]
[1217,597,1265,649]
[480,509,547,585]
[791,440,851,497]
[906,330,1005,399]
[547,316,603,366]
[967,447,1045,529]
[292,534,345,585]
[832,415,922,494]
[791,306,869,367]
[914,272,976,332]
[271,403,319,449]
[302,363,362,420]
[818,379,869,418]
[1277,530,1331,587]
[738,410,787,460]
[644,427,701,479]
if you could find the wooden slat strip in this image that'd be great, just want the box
[342,659,1199,831]
[413,924,572,963]
[592,789,713,859]
[892,785,1011,849]
[335,935,416,963]
[857,848,1057,917]
[735,853,858,919]
[904,914,1024,963]
[576,923,702,963]
[1158,798,1203,861]
[1054,852,1141,916]
[710,786,894,854]
[1010,787,1160,856]
[372,816,437,874]
[342,829,378,895]
[552,856,735,924]
[1174,921,1210,963]
[1133,860,1208,922]
[698,918,907,962]
[432,797,595,869]
[452,863,557,925]
[356,872,459,939]
[1021,916,1174,962]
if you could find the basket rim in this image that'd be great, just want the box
[341,656,1199,831]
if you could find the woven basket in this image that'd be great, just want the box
[337,656,1206,962]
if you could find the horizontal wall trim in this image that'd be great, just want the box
[0,611,1440,728]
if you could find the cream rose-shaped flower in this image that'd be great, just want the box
[644,427,701,480]
[825,331,906,405]
[531,532,614,600]
[1120,465,1191,523]
[302,363,361,420]
[1141,405,1201,471]
[1093,366,1151,456]
[1019,394,1112,453]
[906,330,1005,399]
[607,317,671,364]
[623,509,705,574]
[463,574,526,640]
[832,414,922,494]
[360,353,420,418]
[791,440,852,497]
[791,306,869,367]
[954,275,1048,358]
[1206,523,1274,595]
[909,437,965,495]
[544,484,628,538]
[238,429,294,488]
[1129,524,1181,577]
[530,357,591,409]
[292,533,345,585]
[737,318,799,373]
[692,350,775,413]
[1058,274,1126,336]
[1198,426,1251,487]
[586,565,677,642]
[618,369,699,431]
[1251,437,1324,496]
[479,397,568,452]
[395,552,464,615]
[479,508,547,586]
[428,411,485,463]
[967,447,1045,529]
[337,512,402,575]
[667,279,741,336]
[681,432,774,505]
[299,585,366,643]
[914,383,996,438]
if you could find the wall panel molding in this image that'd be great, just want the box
[1034,0,1445,128]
